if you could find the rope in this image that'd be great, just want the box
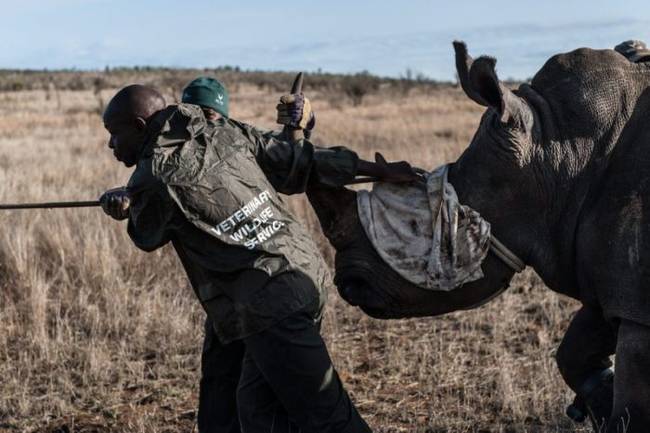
[489,236,526,273]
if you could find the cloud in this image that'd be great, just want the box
[4,19,649,80]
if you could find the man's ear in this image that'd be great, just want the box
[133,116,147,133]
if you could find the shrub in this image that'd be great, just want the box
[341,72,380,106]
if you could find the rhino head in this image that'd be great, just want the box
[306,43,538,319]
[447,41,542,286]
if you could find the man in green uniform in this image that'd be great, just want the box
[179,76,316,432]
[180,76,242,433]
[100,84,414,433]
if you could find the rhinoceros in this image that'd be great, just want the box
[307,42,650,432]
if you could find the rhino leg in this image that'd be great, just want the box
[556,306,617,429]
[607,320,650,433]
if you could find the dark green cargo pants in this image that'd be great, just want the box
[198,318,245,433]
[198,283,371,433]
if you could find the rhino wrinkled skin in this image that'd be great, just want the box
[308,43,650,432]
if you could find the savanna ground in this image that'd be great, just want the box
[0,72,589,432]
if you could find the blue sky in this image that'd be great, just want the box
[1,0,648,79]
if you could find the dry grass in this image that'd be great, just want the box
[0,82,588,432]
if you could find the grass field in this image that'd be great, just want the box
[0,79,589,432]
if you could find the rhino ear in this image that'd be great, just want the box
[468,56,518,123]
[453,41,488,106]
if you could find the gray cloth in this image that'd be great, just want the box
[357,164,491,291]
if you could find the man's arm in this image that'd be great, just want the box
[357,153,423,183]
[127,186,177,252]
[250,129,421,193]
[100,170,177,252]
[100,187,130,220]
[245,125,359,194]
[272,93,421,191]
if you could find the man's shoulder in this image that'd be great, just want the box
[224,118,283,142]
[154,105,267,135]
[218,117,257,136]
[162,103,206,136]
[144,104,211,158]
[160,107,251,139]
[128,156,164,192]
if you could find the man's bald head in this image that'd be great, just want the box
[103,85,166,168]
[104,84,166,124]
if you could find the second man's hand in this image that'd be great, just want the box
[276,93,316,138]
[99,187,131,220]
[357,152,422,183]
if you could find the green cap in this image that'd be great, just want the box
[182,77,229,118]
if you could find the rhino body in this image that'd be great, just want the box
[308,44,650,432]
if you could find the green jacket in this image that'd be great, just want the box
[126,104,358,342]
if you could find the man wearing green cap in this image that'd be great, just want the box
[181,77,324,432]
[181,77,238,433]
[183,76,293,433]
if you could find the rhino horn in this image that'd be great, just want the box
[453,41,488,106]
[468,55,519,123]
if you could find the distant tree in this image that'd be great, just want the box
[342,71,380,106]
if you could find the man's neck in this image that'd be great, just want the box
[138,107,172,160]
